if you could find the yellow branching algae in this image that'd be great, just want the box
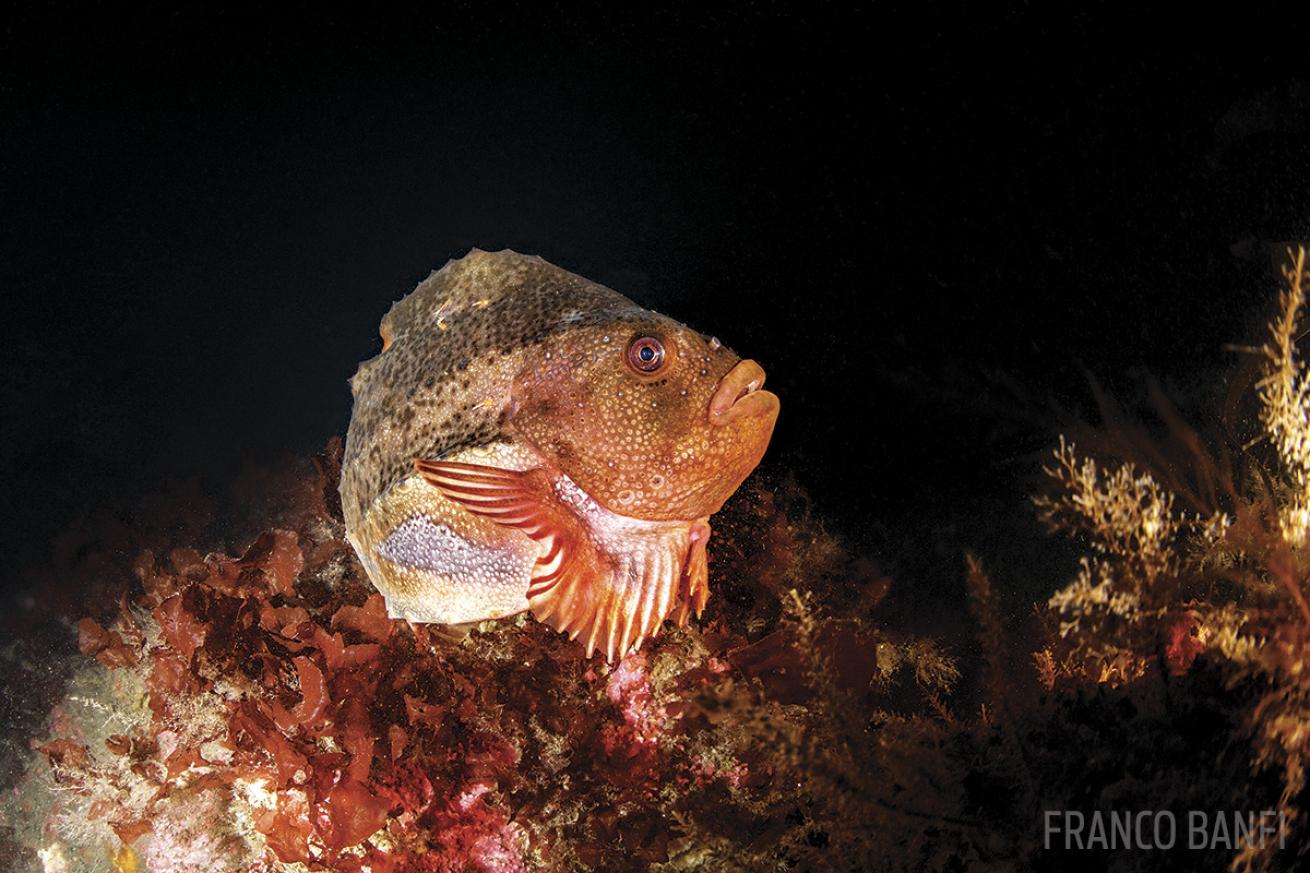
[1260,248,1310,547]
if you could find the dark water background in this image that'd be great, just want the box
[3,4,1310,633]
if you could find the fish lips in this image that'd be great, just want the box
[708,359,780,427]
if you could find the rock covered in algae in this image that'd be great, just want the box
[5,440,958,872]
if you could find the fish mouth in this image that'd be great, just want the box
[708,359,781,426]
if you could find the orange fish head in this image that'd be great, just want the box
[509,315,779,521]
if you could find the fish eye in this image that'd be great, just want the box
[626,336,666,373]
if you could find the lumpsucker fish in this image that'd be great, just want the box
[340,249,779,661]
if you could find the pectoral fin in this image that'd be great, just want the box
[414,459,609,655]
[415,459,712,662]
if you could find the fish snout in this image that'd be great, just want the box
[708,359,780,427]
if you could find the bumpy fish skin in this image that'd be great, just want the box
[342,251,643,526]
[341,249,778,660]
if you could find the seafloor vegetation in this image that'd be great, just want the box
[13,251,1310,871]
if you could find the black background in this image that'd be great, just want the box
[4,4,1310,616]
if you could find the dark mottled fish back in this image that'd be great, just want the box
[340,249,646,527]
